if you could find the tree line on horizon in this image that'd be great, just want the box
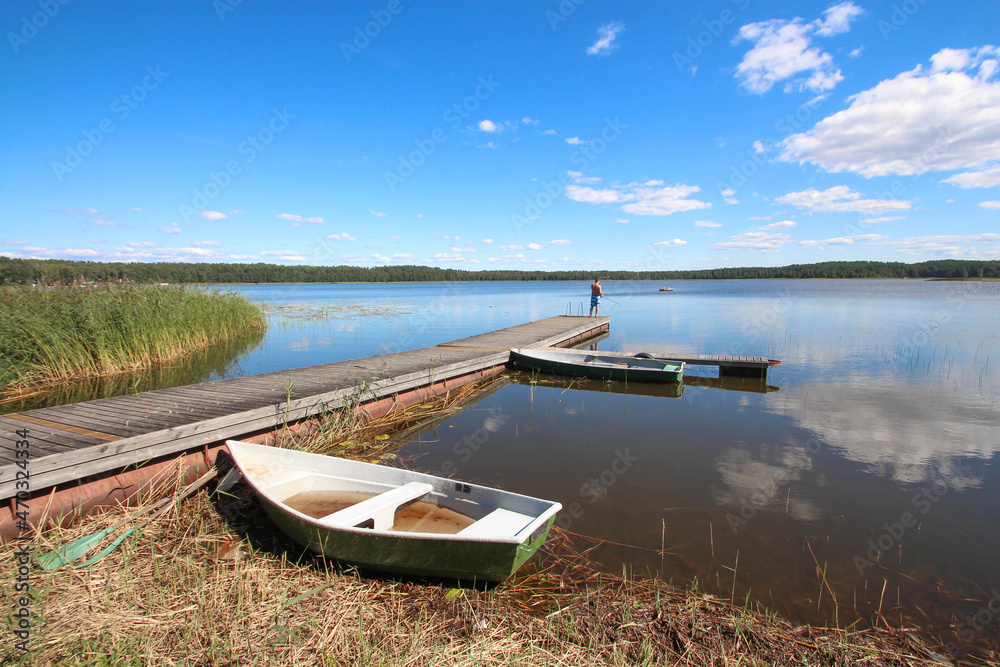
[1,256,998,285]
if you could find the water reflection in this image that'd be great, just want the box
[395,364,999,655]
[0,330,264,415]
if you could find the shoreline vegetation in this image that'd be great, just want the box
[0,285,266,400]
[4,378,966,665]
[2,256,999,285]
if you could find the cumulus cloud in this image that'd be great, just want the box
[546,239,572,245]
[942,165,1000,189]
[325,232,356,241]
[200,210,228,220]
[191,241,220,247]
[776,186,912,214]
[481,239,494,244]
[759,220,797,229]
[779,46,1000,177]
[799,233,886,247]
[695,220,722,228]
[260,250,307,262]
[652,239,687,247]
[733,2,863,94]
[611,218,630,224]
[527,243,543,250]
[368,209,387,217]
[587,21,624,56]
[159,226,181,234]
[565,137,585,145]
[980,201,1000,210]
[277,213,325,223]
[564,176,711,216]
[478,119,500,133]
[712,232,795,252]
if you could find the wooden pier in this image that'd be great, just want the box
[0,316,609,501]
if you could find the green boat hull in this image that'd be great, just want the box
[512,350,683,383]
[261,500,556,581]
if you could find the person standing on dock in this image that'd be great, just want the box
[589,278,603,317]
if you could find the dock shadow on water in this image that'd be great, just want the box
[391,370,1000,660]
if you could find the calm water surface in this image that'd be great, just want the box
[20,279,1000,654]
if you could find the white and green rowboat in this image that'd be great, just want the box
[511,347,684,383]
[225,440,561,582]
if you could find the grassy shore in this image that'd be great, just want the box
[0,285,266,398]
[2,379,972,666]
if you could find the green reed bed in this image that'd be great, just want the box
[0,285,266,395]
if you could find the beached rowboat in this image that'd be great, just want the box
[225,440,562,581]
[511,347,684,382]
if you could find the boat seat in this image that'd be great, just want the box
[316,482,434,531]
[457,507,534,538]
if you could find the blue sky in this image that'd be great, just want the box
[2,1,998,271]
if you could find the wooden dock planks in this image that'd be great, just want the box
[0,316,610,499]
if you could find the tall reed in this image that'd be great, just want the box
[0,285,266,393]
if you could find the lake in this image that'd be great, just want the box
[20,279,1000,654]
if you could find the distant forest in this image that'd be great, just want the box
[1,257,998,285]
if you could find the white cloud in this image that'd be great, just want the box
[368,209,387,217]
[326,232,356,241]
[733,2,862,94]
[980,201,1000,210]
[277,213,325,223]
[200,210,228,220]
[721,188,736,197]
[94,220,115,227]
[695,220,722,228]
[546,239,572,245]
[260,250,307,262]
[431,252,466,262]
[478,119,500,133]
[159,226,181,234]
[620,183,712,216]
[389,235,400,240]
[869,233,1000,256]
[712,232,795,252]
[565,137,584,145]
[128,241,157,248]
[481,239,494,244]
[565,178,711,216]
[500,244,524,251]
[564,184,622,204]
[759,220,797,229]
[567,170,601,184]
[776,186,912,214]
[652,239,687,247]
[522,117,538,125]
[393,253,411,259]
[191,241,220,247]
[586,21,624,56]
[780,46,1000,177]
[527,243,543,250]
[942,165,1000,189]
[611,218,630,224]
[859,216,904,224]
[799,233,886,246]
[451,246,475,252]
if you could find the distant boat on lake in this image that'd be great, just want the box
[659,286,674,292]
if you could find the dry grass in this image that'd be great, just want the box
[1,378,979,666]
